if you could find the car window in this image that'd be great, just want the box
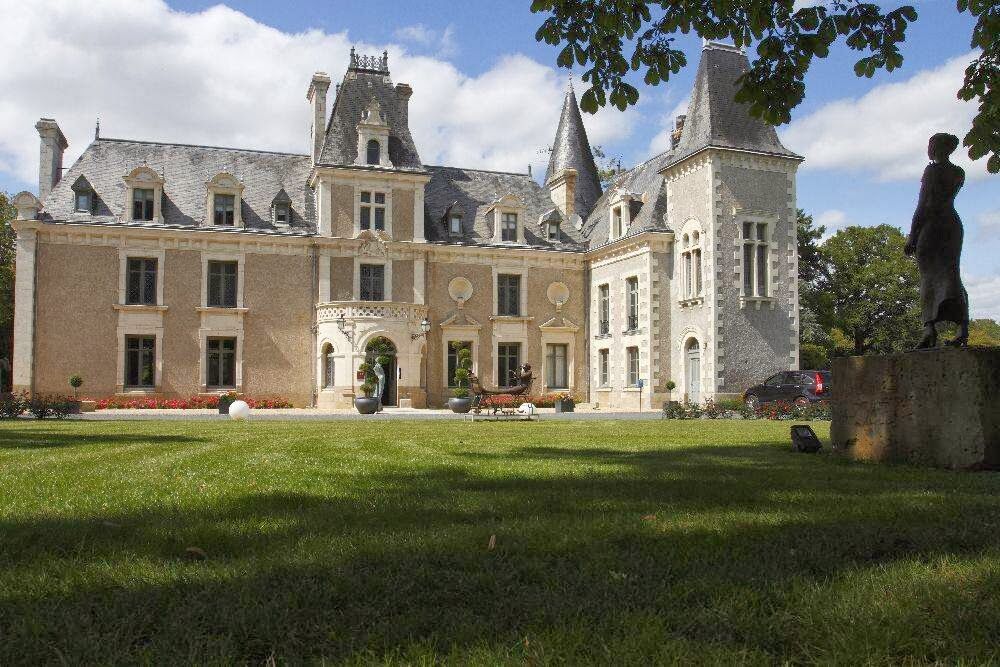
[797,372,815,385]
[764,373,783,387]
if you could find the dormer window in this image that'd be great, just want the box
[75,191,92,213]
[608,189,638,242]
[449,214,462,236]
[205,173,244,228]
[123,166,164,224]
[501,213,518,242]
[612,206,623,238]
[133,189,155,221]
[546,222,560,240]
[213,194,235,226]
[366,139,381,165]
[271,188,292,226]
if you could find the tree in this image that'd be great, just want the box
[532,0,999,172]
[797,209,825,287]
[0,193,15,391]
[814,224,921,355]
[591,144,627,189]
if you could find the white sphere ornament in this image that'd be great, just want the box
[229,400,251,421]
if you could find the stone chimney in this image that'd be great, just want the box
[35,118,68,200]
[670,114,686,148]
[395,83,412,126]
[547,168,577,220]
[306,72,331,164]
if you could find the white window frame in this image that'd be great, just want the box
[492,267,528,318]
[625,276,640,332]
[118,247,165,307]
[488,194,525,244]
[607,190,634,242]
[625,346,640,387]
[354,187,392,236]
[205,172,244,228]
[597,283,610,336]
[598,348,609,387]
[200,330,242,391]
[116,327,163,394]
[201,252,245,310]
[353,256,392,301]
[441,329,480,391]
[740,215,774,300]
[123,166,164,224]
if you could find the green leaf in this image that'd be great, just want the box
[557,45,574,68]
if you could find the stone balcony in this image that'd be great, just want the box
[316,300,429,324]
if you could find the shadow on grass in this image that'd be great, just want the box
[0,430,208,449]
[1,442,999,663]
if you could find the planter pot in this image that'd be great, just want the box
[218,398,233,415]
[448,397,472,414]
[355,397,380,414]
[555,399,575,413]
[66,400,82,415]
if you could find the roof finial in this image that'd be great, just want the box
[567,71,574,93]
[94,117,100,140]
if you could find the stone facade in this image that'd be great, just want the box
[11,42,801,408]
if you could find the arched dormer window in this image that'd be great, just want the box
[206,173,244,228]
[679,220,704,303]
[487,193,525,244]
[123,166,164,223]
[366,139,381,165]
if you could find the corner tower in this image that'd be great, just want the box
[545,80,602,221]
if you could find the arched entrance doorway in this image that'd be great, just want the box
[365,336,397,407]
[685,338,701,403]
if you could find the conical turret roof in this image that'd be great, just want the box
[545,82,602,218]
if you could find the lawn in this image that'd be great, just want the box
[1,419,999,665]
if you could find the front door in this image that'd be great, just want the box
[686,346,701,403]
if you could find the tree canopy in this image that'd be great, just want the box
[0,193,15,390]
[532,0,999,172]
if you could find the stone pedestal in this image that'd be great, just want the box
[831,348,1000,470]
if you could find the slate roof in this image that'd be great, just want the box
[318,67,423,170]
[545,84,602,218]
[41,138,315,233]
[580,150,675,249]
[671,42,802,164]
[423,165,586,250]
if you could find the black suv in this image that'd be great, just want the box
[743,370,831,409]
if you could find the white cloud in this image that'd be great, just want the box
[646,95,689,156]
[815,209,849,239]
[966,274,1000,320]
[976,210,1000,241]
[0,0,637,190]
[782,52,988,182]
[393,23,457,58]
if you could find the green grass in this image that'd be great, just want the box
[1,419,999,665]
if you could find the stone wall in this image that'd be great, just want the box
[161,249,202,396]
[831,348,1000,469]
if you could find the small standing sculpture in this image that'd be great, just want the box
[373,361,386,411]
[904,132,970,348]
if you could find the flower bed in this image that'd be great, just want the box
[94,395,292,410]
[663,399,831,421]
[477,393,578,410]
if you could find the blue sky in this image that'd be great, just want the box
[2,0,996,316]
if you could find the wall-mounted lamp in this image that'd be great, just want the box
[411,317,431,340]
[337,313,355,344]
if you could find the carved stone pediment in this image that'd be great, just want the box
[357,231,389,257]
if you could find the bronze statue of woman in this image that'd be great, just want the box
[904,132,970,348]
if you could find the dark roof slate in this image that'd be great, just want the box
[580,150,674,248]
[671,43,801,164]
[318,69,423,170]
[423,165,586,250]
[544,85,602,218]
[41,138,315,232]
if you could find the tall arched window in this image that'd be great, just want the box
[366,139,381,165]
[322,344,335,388]
[680,227,703,300]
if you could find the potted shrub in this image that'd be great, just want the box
[665,380,679,409]
[66,375,83,414]
[355,362,380,414]
[554,392,575,413]
[448,342,473,413]
[218,391,238,415]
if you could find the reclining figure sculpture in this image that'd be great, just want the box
[469,364,533,410]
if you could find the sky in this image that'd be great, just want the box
[1,0,996,318]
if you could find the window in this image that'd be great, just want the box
[359,263,385,301]
[626,346,639,386]
[133,188,155,221]
[546,344,568,389]
[546,222,560,241]
[207,260,238,308]
[274,203,290,226]
[366,139,381,165]
[598,349,609,386]
[681,230,703,299]
[126,258,157,305]
[497,274,521,316]
[447,341,472,387]
[213,194,236,226]
[449,215,462,236]
[501,212,518,242]
[626,277,639,331]
[612,206,623,238]
[322,344,335,389]
[598,284,610,335]
[124,335,155,388]
[743,221,770,297]
[360,191,386,231]
[75,191,92,213]
[497,342,521,388]
[206,337,236,388]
